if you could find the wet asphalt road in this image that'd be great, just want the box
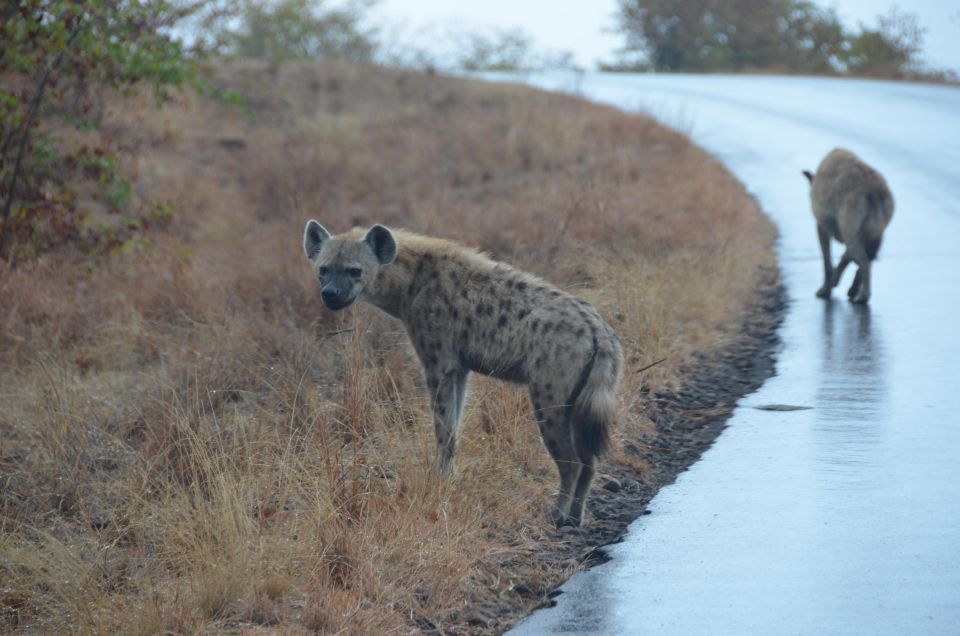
[503,74,960,635]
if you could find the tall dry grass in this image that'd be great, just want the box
[0,61,776,632]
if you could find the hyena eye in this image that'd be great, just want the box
[318,266,328,276]
[348,267,362,278]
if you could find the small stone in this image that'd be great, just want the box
[218,137,246,149]
[462,608,495,627]
[93,457,118,471]
[601,476,622,493]
[512,582,535,597]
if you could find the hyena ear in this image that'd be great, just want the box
[802,170,814,184]
[303,220,331,260]
[363,224,398,265]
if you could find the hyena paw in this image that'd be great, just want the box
[815,286,831,299]
[436,456,456,477]
[851,292,870,305]
[550,508,569,527]
[550,508,580,528]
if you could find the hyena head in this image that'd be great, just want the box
[303,220,398,311]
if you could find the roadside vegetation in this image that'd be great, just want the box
[0,59,778,635]
[0,2,784,633]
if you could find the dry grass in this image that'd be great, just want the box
[0,61,776,633]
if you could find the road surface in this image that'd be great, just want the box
[501,73,960,635]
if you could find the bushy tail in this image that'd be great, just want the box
[571,334,623,459]
[861,190,894,261]
[864,232,883,261]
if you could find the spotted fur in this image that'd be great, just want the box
[304,222,623,526]
[803,148,894,304]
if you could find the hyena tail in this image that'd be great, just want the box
[571,335,623,460]
[864,231,883,261]
[861,190,894,261]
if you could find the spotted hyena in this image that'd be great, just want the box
[303,221,623,527]
[803,148,894,304]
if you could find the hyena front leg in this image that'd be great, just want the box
[426,365,469,476]
[533,401,582,527]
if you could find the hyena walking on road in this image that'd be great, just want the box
[803,148,894,304]
[303,221,623,527]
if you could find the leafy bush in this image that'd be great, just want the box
[0,0,199,264]
[844,7,924,77]
[377,21,579,73]
[454,27,539,72]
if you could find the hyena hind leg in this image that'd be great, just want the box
[850,260,872,304]
[847,269,862,299]
[534,407,582,527]
[843,244,871,304]
[833,250,854,288]
[568,453,595,527]
[816,224,834,298]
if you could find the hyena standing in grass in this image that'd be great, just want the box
[303,221,623,527]
[803,148,894,304]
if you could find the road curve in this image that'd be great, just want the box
[501,73,960,635]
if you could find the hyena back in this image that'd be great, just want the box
[303,221,623,527]
[803,148,894,304]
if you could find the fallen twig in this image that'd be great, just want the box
[633,357,667,375]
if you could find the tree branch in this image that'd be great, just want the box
[0,25,80,255]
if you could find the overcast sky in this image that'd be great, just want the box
[374,0,960,72]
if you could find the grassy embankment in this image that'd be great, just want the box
[0,62,776,633]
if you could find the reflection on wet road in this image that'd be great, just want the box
[504,74,960,635]
[816,302,885,482]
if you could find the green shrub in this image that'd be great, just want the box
[0,0,199,263]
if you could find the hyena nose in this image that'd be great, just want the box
[321,284,342,302]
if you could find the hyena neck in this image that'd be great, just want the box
[362,260,413,319]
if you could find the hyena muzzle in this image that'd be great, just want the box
[303,221,623,527]
[803,148,894,304]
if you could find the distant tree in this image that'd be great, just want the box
[610,0,927,79]
[379,22,578,73]
[220,0,378,63]
[612,0,846,72]
[843,7,925,77]
[455,27,538,72]
[778,1,847,73]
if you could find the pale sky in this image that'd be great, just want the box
[374,0,960,72]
